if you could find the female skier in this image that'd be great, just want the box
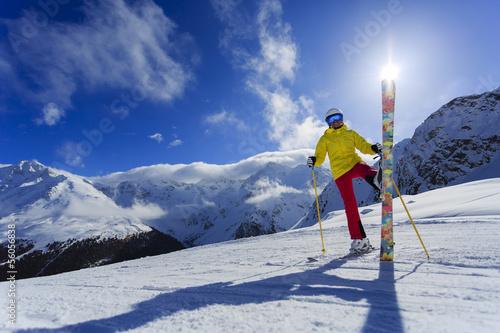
[307,108,382,254]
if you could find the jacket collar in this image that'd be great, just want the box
[324,124,347,134]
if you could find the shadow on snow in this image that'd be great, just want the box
[17,259,404,333]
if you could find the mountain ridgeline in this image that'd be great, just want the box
[396,87,500,194]
[1,88,499,279]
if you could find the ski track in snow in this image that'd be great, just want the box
[1,179,500,332]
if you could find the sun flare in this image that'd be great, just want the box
[380,64,400,81]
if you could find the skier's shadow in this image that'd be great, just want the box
[18,259,403,333]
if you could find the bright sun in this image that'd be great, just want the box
[380,64,400,81]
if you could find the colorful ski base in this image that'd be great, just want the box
[380,79,395,261]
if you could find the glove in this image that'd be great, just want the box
[372,143,383,153]
[307,156,316,167]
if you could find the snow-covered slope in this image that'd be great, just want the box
[396,87,500,194]
[2,178,499,332]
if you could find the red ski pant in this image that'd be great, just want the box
[335,162,377,239]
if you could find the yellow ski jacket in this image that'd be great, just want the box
[314,124,376,179]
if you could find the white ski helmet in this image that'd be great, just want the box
[325,108,342,120]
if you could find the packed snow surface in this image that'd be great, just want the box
[2,178,500,332]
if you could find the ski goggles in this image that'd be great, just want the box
[326,113,343,124]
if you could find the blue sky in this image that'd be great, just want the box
[1,0,499,176]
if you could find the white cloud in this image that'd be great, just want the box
[211,0,254,50]
[212,0,325,151]
[58,141,85,168]
[204,109,247,131]
[245,177,301,205]
[35,102,65,126]
[255,0,297,84]
[93,149,313,185]
[278,116,325,151]
[2,0,198,110]
[149,133,164,143]
[168,139,183,148]
[64,198,167,221]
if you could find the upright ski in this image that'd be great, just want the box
[380,79,395,261]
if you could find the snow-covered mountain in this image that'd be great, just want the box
[91,150,331,246]
[0,150,331,279]
[396,87,500,194]
[0,160,156,241]
[0,161,184,279]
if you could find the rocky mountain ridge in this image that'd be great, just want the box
[396,87,500,194]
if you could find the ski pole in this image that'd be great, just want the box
[392,179,430,259]
[312,167,326,254]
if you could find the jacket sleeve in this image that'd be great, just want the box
[353,131,376,155]
[314,136,327,166]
